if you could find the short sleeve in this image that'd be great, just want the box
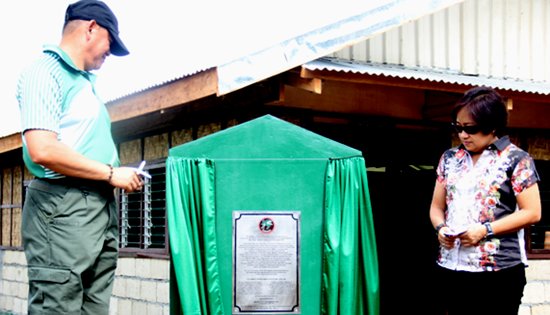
[17,59,63,134]
[511,155,540,195]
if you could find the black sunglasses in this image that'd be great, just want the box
[451,123,482,134]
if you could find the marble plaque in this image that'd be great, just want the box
[233,211,301,314]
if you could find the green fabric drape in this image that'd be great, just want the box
[166,155,379,314]
[322,157,380,315]
[166,157,224,315]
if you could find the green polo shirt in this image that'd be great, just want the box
[17,45,119,178]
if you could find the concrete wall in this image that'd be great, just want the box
[520,260,550,315]
[0,250,170,315]
[3,248,550,314]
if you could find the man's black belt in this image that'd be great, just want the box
[37,177,114,195]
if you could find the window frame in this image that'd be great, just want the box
[526,159,550,259]
[118,160,169,259]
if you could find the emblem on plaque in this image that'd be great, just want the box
[259,217,275,233]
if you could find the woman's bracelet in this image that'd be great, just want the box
[435,223,446,235]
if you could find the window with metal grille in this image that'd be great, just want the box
[118,162,168,257]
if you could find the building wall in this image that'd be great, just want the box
[0,250,170,315]
[1,165,27,249]
[520,261,550,315]
[1,111,549,314]
[2,249,550,314]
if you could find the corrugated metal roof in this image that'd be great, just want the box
[304,58,550,95]
[333,0,550,85]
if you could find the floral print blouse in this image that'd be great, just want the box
[436,136,539,272]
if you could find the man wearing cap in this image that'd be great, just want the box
[17,1,139,314]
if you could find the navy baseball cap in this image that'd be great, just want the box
[65,0,129,56]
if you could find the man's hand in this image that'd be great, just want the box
[110,166,143,192]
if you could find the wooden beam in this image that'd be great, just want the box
[422,90,461,120]
[107,68,218,122]
[276,79,426,120]
[111,76,281,140]
[422,102,455,120]
[284,72,322,94]
[0,133,22,154]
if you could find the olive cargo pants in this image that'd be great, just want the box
[22,178,118,315]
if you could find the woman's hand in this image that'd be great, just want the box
[438,226,458,249]
[458,224,487,247]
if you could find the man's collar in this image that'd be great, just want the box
[42,44,96,81]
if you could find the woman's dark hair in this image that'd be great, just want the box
[451,86,508,136]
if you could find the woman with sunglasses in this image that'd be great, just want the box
[429,86,541,315]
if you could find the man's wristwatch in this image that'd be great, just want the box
[484,222,494,238]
